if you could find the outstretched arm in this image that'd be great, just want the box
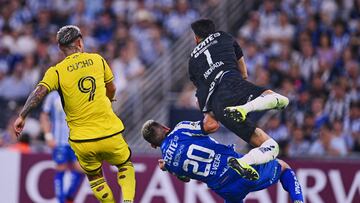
[14,85,48,137]
[203,112,220,133]
[158,159,190,183]
[238,57,248,80]
[105,81,116,102]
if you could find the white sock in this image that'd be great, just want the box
[241,93,289,113]
[239,139,279,165]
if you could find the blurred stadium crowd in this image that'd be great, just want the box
[237,0,360,157]
[0,0,359,158]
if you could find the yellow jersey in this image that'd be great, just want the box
[39,52,124,141]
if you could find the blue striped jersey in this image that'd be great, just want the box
[42,91,70,146]
[160,121,241,189]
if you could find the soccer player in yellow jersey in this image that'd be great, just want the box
[13,25,136,203]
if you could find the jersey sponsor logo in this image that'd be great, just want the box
[163,136,179,165]
[173,144,185,167]
[67,59,94,72]
[191,32,221,58]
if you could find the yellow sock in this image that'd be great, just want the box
[117,161,136,202]
[89,177,115,203]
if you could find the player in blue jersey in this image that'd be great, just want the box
[40,92,83,203]
[142,120,304,203]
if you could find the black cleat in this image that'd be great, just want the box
[224,106,247,122]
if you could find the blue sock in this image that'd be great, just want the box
[66,170,82,200]
[280,168,304,202]
[54,171,65,203]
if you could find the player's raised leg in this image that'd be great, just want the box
[239,128,279,165]
[227,128,279,180]
[224,90,289,122]
[234,128,279,165]
[206,110,280,180]
[278,160,304,203]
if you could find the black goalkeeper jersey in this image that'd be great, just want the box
[188,31,244,111]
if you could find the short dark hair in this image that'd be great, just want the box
[191,19,216,38]
[141,120,162,144]
[56,25,82,46]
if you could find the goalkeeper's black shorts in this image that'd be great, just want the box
[210,71,267,143]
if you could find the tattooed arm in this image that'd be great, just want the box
[13,85,49,137]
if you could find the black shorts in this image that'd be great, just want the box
[210,72,267,143]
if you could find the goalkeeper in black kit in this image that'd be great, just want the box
[188,19,289,180]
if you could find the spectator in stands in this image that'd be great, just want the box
[278,42,293,72]
[303,112,317,141]
[113,24,130,48]
[238,12,261,43]
[22,53,40,87]
[265,114,289,143]
[93,12,115,46]
[130,9,157,63]
[69,0,93,25]
[0,62,32,101]
[258,0,278,32]
[309,125,347,156]
[0,116,17,147]
[333,119,351,152]
[266,56,284,88]
[175,82,198,109]
[138,23,170,66]
[265,12,294,55]
[317,33,336,66]
[294,40,319,81]
[112,39,145,95]
[309,74,328,99]
[33,10,56,40]
[242,41,264,81]
[345,61,359,97]
[324,80,350,121]
[164,0,198,39]
[344,102,360,151]
[254,68,270,88]
[332,19,350,56]
[286,127,311,157]
[280,79,297,102]
[311,97,329,130]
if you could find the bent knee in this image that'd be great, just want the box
[277,159,290,171]
[265,138,280,158]
[203,114,220,133]
[203,120,220,133]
